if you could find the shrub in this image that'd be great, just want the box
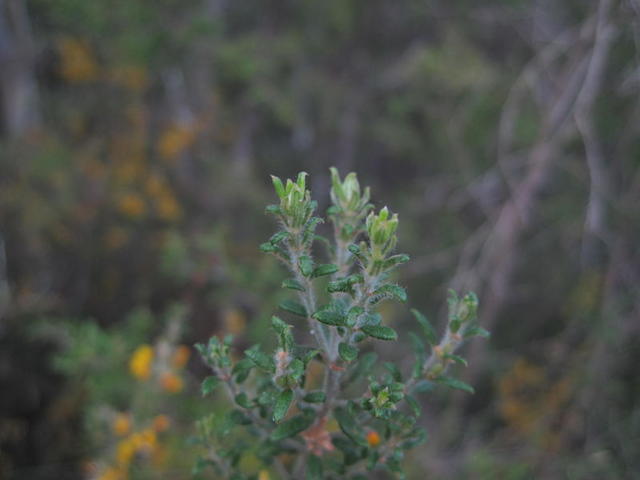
[194,169,489,479]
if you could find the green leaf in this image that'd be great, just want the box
[311,263,339,278]
[232,358,254,383]
[271,315,289,334]
[382,254,410,270]
[235,392,251,408]
[265,204,281,215]
[259,242,276,253]
[406,395,421,417]
[312,308,347,326]
[269,231,289,245]
[271,414,314,441]
[347,244,360,255]
[289,358,305,381]
[338,342,358,362]
[271,175,285,197]
[411,309,437,346]
[444,354,468,367]
[282,278,305,291]
[361,324,398,341]
[245,345,275,372]
[273,389,294,423]
[436,376,475,394]
[201,376,219,396]
[464,326,490,339]
[298,255,314,277]
[229,409,252,425]
[334,407,367,446]
[413,380,435,393]
[383,362,403,382]
[449,317,462,333]
[371,284,407,303]
[307,455,323,480]
[347,352,378,382]
[302,391,326,403]
[279,300,308,317]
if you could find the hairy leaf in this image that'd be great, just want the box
[361,324,398,341]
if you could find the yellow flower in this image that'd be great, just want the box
[258,470,270,480]
[155,192,181,221]
[109,65,149,92]
[160,372,183,393]
[158,125,197,161]
[116,438,136,466]
[129,345,154,380]
[366,430,381,447]
[117,193,146,218]
[112,413,131,437]
[171,346,190,369]
[135,428,157,453]
[223,308,247,335]
[98,466,127,480]
[57,37,99,83]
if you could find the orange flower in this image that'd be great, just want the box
[366,430,381,447]
[112,413,132,437]
[171,346,190,369]
[160,372,183,393]
[152,415,171,433]
[129,345,154,380]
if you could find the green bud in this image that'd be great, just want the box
[366,207,399,255]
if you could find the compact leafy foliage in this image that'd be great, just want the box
[194,169,489,479]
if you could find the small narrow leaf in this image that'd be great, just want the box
[307,455,323,480]
[279,300,308,317]
[411,309,437,346]
[413,380,436,393]
[464,326,490,339]
[265,204,281,215]
[334,407,367,446]
[347,244,360,255]
[361,324,398,341]
[382,254,410,270]
[302,391,326,403]
[371,284,407,303]
[405,395,421,417]
[383,362,403,382]
[201,376,219,396]
[273,389,294,423]
[311,263,339,278]
[271,415,314,441]
[436,376,475,394]
[259,242,276,253]
[269,231,289,245]
[271,175,285,197]
[298,255,314,277]
[282,278,305,291]
[338,342,358,362]
[444,354,468,367]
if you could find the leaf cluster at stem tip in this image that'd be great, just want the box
[194,168,489,480]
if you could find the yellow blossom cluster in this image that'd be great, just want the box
[57,37,99,83]
[498,358,572,450]
[128,343,190,394]
[98,414,173,480]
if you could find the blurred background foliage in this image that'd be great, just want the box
[0,0,639,478]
